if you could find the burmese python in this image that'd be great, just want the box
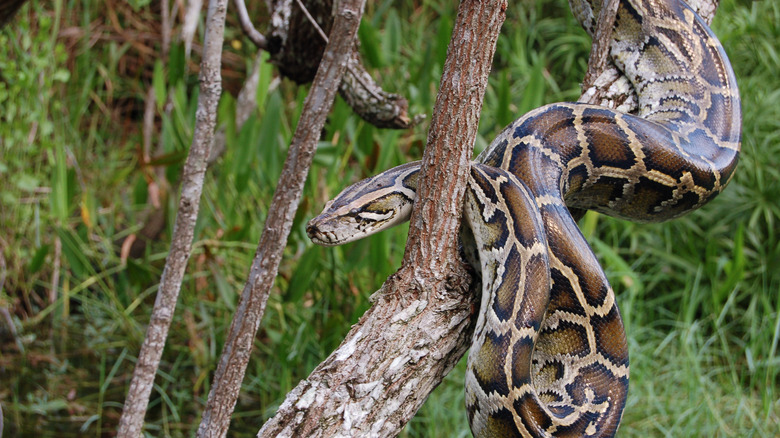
[306,0,741,436]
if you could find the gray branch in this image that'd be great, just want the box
[116,0,229,435]
[234,0,267,48]
[195,0,367,436]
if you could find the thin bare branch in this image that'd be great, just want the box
[234,0,267,48]
[161,0,172,58]
[116,0,229,435]
[195,1,367,436]
[257,1,507,435]
[295,0,329,42]
[49,236,60,304]
[208,50,268,163]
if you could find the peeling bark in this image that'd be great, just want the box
[257,286,476,437]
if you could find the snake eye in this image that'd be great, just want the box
[349,208,360,216]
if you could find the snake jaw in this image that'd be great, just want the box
[307,203,413,246]
[306,214,364,246]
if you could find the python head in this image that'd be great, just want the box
[306,162,421,246]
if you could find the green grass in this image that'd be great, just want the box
[1,0,778,436]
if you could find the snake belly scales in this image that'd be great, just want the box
[305,0,741,436]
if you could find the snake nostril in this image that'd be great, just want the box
[306,222,317,236]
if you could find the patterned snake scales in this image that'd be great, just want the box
[306,0,741,436]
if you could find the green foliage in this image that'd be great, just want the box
[0,0,777,436]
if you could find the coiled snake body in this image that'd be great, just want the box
[306,0,741,436]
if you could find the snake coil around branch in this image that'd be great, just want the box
[307,0,740,436]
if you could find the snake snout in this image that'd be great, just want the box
[305,220,319,240]
[306,216,339,245]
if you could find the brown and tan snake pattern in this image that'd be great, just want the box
[306,0,741,436]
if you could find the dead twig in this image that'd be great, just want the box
[233,0,267,49]
[182,0,204,57]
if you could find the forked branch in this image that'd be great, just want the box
[243,0,416,128]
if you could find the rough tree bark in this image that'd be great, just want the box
[116,0,229,435]
[256,1,507,436]
[195,1,367,436]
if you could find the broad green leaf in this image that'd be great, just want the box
[518,59,546,115]
[233,116,261,193]
[56,228,88,279]
[256,51,274,112]
[496,70,512,128]
[29,244,51,274]
[257,93,284,185]
[169,43,186,86]
[383,9,401,66]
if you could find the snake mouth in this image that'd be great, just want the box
[306,222,347,246]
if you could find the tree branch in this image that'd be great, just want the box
[116,0,229,435]
[257,0,724,434]
[257,1,507,435]
[234,0,267,49]
[580,0,619,93]
[195,1,367,436]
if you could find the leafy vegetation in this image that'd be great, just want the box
[0,0,777,436]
